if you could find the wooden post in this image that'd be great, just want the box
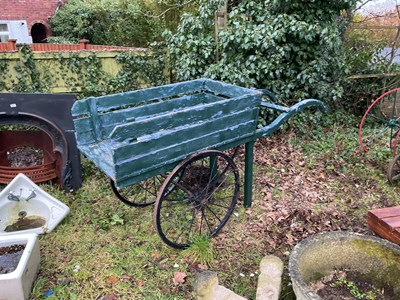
[214,2,227,62]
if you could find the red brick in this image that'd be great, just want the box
[0,0,61,34]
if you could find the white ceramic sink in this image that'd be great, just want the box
[0,173,70,235]
[0,233,40,300]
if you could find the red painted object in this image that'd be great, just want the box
[358,87,400,154]
[0,130,60,185]
[367,206,400,245]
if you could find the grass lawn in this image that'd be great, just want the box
[14,112,400,300]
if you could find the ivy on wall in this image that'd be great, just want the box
[0,46,50,93]
[0,46,167,99]
[113,47,167,92]
[0,60,8,91]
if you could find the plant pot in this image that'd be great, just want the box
[0,233,40,300]
[288,231,400,300]
[0,173,70,235]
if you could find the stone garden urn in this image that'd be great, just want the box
[288,231,400,300]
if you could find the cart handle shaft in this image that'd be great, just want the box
[255,98,328,139]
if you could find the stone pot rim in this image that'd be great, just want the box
[288,231,400,300]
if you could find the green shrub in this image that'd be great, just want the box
[165,0,358,104]
[341,28,400,115]
[50,0,193,47]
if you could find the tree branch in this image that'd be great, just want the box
[140,0,196,18]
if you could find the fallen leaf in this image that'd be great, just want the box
[151,251,161,262]
[106,276,119,285]
[83,216,91,223]
[294,175,302,184]
[102,293,118,300]
[137,279,144,288]
[173,271,187,286]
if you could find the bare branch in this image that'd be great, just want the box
[139,0,196,18]
[355,0,376,13]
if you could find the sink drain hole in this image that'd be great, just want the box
[18,211,27,218]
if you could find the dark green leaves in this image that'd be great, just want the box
[165,0,357,103]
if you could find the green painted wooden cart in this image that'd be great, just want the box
[72,78,326,249]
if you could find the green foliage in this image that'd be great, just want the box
[0,47,167,98]
[288,110,362,172]
[50,0,97,44]
[332,275,380,300]
[114,47,167,91]
[182,235,215,266]
[165,0,358,103]
[50,0,192,47]
[0,60,8,91]
[47,36,77,44]
[94,213,125,231]
[12,46,49,93]
[341,28,400,115]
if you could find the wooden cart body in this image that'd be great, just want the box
[72,79,262,186]
[72,78,327,207]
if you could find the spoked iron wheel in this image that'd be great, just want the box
[359,88,400,153]
[387,153,400,184]
[110,176,165,207]
[153,150,240,249]
[225,146,240,161]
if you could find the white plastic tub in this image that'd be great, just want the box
[0,234,40,300]
[0,173,70,235]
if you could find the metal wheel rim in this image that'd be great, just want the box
[359,88,400,153]
[387,153,400,184]
[110,177,162,207]
[153,150,240,249]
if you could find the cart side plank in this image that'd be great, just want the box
[71,79,205,116]
[78,107,258,184]
[73,92,224,144]
[114,119,256,185]
[115,162,178,188]
[72,78,257,116]
[110,94,258,142]
[115,110,257,167]
[78,140,116,179]
[114,107,258,160]
[204,80,258,98]
[101,93,223,127]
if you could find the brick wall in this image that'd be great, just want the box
[0,0,62,35]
